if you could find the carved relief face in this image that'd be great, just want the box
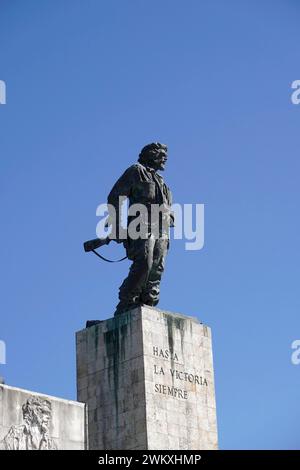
[40,410,51,433]
[22,397,52,432]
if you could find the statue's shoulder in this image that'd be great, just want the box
[128,163,143,172]
[121,163,143,179]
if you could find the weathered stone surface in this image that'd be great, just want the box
[76,306,218,450]
[0,384,86,450]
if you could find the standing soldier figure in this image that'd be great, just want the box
[106,142,174,315]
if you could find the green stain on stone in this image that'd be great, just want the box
[164,313,186,375]
[94,325,99,356]
[104,326,120,427]
[103,312,133,431]
[120,324,128,361]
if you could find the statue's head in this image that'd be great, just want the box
[22,397,52,433]
[138,142,168,171]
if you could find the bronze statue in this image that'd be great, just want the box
[84,143,174,316]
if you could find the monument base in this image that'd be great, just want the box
[76,306,218,450]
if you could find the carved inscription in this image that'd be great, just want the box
[153,346,208,400]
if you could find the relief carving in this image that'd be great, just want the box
[1,396,57,450]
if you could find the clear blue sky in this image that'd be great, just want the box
[1,0,299,450]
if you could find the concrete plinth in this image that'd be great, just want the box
[76,306,218,450]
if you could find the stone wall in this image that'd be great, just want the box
[0,384,86,450]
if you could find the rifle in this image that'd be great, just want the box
[83,237,127,263]
[83,237,111,252]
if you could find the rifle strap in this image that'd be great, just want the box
[91,249,128,263]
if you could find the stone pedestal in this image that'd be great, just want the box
[76,306,218,450]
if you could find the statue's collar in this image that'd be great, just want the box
[144,164,161,176]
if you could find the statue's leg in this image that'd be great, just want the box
[140,236,169,307]
[114,236,155,315]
